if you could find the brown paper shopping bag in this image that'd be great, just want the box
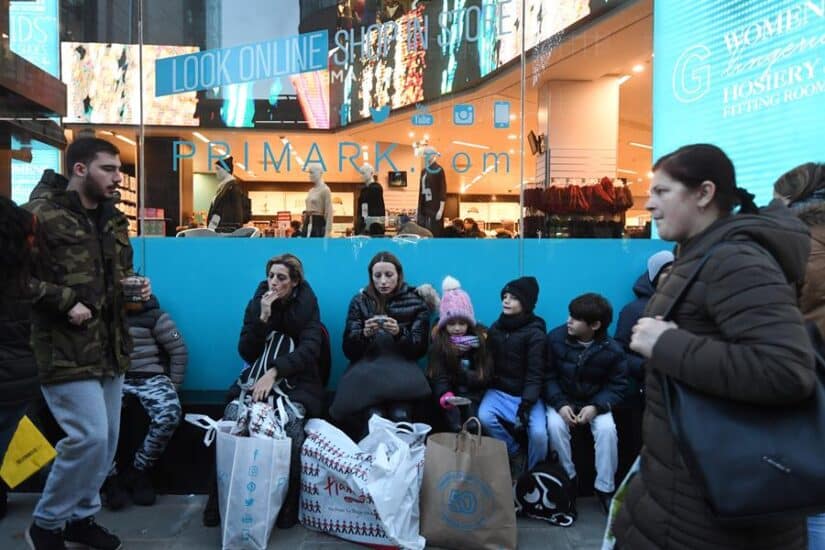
[420,418,517,550]
[0,416,57,489]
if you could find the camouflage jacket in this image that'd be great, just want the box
[23,170,135,385]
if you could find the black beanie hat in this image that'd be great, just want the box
[216,156,234,174]
[501,276,539,313]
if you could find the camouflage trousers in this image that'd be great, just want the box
[123,375,182,471]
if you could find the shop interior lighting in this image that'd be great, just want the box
[628,141,653,150]
[192,132,210,143]
[235,162,246,170]
[647,171,654,178]
[617,168,638,175]
[507,134,517,140]
[408,131,415,138]
[617,75,631,85]
[509,114,517,121]
[115,134,136,146]
[452,140,491,150]
[99,130,114,136]
[632,64,645,73]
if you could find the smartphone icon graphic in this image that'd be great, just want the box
[494,101,510,128]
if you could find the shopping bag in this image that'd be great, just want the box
[299,416,430,549]
[185,413,291,550]
[420,418,518,550]
[601,455,641,550]
[0,416,57,489]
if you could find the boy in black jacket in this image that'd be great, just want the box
[545,293,628,513]
[478,277,548,474]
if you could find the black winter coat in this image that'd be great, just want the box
[613,204,816,550]
[487,314,546,405]
[343,284,430,362]
[0,296,39,406]
[614,272,655,381]
[429,327,491,403]
[543,325,628,413]
[238,280,324,417]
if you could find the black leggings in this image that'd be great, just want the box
[358,400,413,439]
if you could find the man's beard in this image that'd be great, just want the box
[82,175,111,203]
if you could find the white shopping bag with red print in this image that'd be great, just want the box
[299,416,430,549]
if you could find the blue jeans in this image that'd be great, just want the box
[810,513,825,550]
[478,389,548,469]
[34,376,123,530]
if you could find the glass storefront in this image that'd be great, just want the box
[30,0,651,243]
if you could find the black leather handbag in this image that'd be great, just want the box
[659,245,825,524]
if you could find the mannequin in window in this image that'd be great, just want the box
[207,157,248,233]
[303,163,333,238]
[417,146,446,236]
[356,163,386,235]
[378,0,407,22]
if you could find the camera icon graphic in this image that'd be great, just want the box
[453,104,475,126]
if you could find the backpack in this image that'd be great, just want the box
[514,452,577,527]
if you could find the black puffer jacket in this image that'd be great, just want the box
[238,280,324,417]
[543,325,628,413]
[0,295,39,407]
[487,313,547,404]
[614,272,655,381]
[343,284,430,362]
[613,203,815,550]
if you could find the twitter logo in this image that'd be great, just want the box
[370,104,390,123]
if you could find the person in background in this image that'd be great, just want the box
[288,220,302,238]
[203,254,324,530]
[397,214,433,238]
[102,293,187,510]
[24,138,151,550]
[463,218,486,238]
[545,293,629,513]
[332,252,432,438]
[478,277,548,477]
[773,162,825,550]
[427,276,492,432]
[614,250,674,390]
[613,144,815,549]
[441,218,465,238]
[0,197,40,521]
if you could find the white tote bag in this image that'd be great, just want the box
[186,413,291,550]
[299,416,430,550]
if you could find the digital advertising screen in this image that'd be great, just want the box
[653,0,825,205]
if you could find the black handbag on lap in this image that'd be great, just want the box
[658,244,825,524]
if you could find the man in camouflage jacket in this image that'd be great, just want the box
[23,138,149,550]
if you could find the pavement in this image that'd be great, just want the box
[1,493,607,549]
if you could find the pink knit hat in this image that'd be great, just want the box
[438,276,476,328]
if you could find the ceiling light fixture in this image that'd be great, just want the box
[632,64,645,73]
[192,131,210,143]
[617,168,638,175]
[236,162,246,170]
[408,131,414,138]
[647,171,654,178]
[99,130,114,136]
[452,140,491,150]
[617,75,631,85]
[507,134,517,140]
[115,134,136,146]
[628,141,653,150]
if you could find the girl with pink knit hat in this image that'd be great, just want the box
[426,276,492,432]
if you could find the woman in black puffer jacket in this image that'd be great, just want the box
[204,254,324,530]
[0,197,40,519]
[331,251,431,438]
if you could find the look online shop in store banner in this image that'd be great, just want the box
[654,0,825,205]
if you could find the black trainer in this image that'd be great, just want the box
[595,489,614,515]
[123,466,156,506]
[25,523,66,550]
[64,517,121,550]
[101,475,129,511]
[202,491,220,527]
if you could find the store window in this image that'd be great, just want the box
[53,0,652,241]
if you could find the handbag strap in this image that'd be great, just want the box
[661,242,724,321]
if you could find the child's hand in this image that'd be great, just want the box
[577,405,598,425]
[559,405,577,427]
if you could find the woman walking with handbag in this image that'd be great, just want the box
[774,162,825,550]
[612,144,817,549]
[203,254,325,530]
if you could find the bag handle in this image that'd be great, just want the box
[455,417,483,452]
[184,413,221,447]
